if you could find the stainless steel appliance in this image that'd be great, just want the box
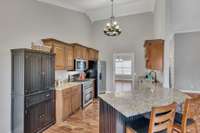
[86,61,106,97]
[97,61,106,94]
[82,80,93,107]
[75,59,87,71]
[68,73,93,108]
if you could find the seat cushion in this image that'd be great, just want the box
[174,112,195,126]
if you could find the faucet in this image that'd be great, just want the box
[149,71,158,83]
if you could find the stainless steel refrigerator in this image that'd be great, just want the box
[86,60,106,97]
[97,61,106,94]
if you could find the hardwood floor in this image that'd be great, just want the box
[43,100,99,133]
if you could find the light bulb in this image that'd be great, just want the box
[113,21,117,25]
[106,23,111,27]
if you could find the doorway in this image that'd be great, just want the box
[113,53,135,91]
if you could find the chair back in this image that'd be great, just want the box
[148,102,177,133]
[182,96,200,133]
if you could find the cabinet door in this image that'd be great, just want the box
[25,52,42,94]
[74,45,82,59]
[54,45,65,70]
[65,45,74,70]
[62,93,72,120]
[144,40,164,71]
[41,54,54,90]
[25,99,55,133]
[71,86,81,113]
[82,47,88,60]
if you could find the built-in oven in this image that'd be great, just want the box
[75,59,87,71]
[82,81,93,108]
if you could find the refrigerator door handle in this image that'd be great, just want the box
[99,73,102,80]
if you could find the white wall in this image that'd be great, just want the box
[0,0,92,132]
[175,32,200,92]
[92,13,154,91]
[153,0,174,88]
[170,0,200,33]
[164,0,200,88]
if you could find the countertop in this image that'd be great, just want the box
[55,78,95,91]
[99,84,189,118]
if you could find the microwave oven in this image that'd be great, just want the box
[75,59,87,71]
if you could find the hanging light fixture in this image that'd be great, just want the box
[104,0,122,37]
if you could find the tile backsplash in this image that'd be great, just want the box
[55,70,68,81]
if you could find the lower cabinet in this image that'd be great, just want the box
[71,86,81,113]
[56,85,82,123]
[23,90,55,133]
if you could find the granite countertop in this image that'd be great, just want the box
[55,82,82,91]
[99,84,190,118]
[55,78,95,91]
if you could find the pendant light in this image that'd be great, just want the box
[104,0,122,37]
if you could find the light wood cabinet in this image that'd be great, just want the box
[43,39,74,70]
[73,45,82,59]
[42,38,99,70]
[65,45,74,70]
[62,90,72,120]
[54,44,65,70]
[56,85,81,123]
[144,39,164,71]
[73,44,88,60]
[88,48,99,61]
[71,86,81,112]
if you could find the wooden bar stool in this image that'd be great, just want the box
[173,97,200,133]
[126,102,177,133]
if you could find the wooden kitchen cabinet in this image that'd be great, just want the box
[42,38,99,70]
[88,48,99,61]
[71,86,81,112]
[62,90,72,120]
[56,85,81,122]
[73,44,88,60]
[65,45,74,70]
[54,44,65,70]
[73,45,82,59]
[144,39,164,71]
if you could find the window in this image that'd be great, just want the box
[115,59,132,75]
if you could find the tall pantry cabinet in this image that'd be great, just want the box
[11,49,55,133]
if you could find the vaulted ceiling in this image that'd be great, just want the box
[37,0,156,22]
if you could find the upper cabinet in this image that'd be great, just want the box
[65,45,74,71]
[144,39,164,71]
[73,44,88,60]
[42,38,99,70]
[88,48,99,61]
[54,44,65,70]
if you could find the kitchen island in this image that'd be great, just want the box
[99,85,189,133]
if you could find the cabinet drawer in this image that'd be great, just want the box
[26,90,54,108]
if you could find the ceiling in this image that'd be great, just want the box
[37,0,156,22]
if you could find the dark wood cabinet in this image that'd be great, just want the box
[25,52,42,94]
[12,49,55,133]
[25,98,55,133]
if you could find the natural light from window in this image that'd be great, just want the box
[115,59,132,75]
